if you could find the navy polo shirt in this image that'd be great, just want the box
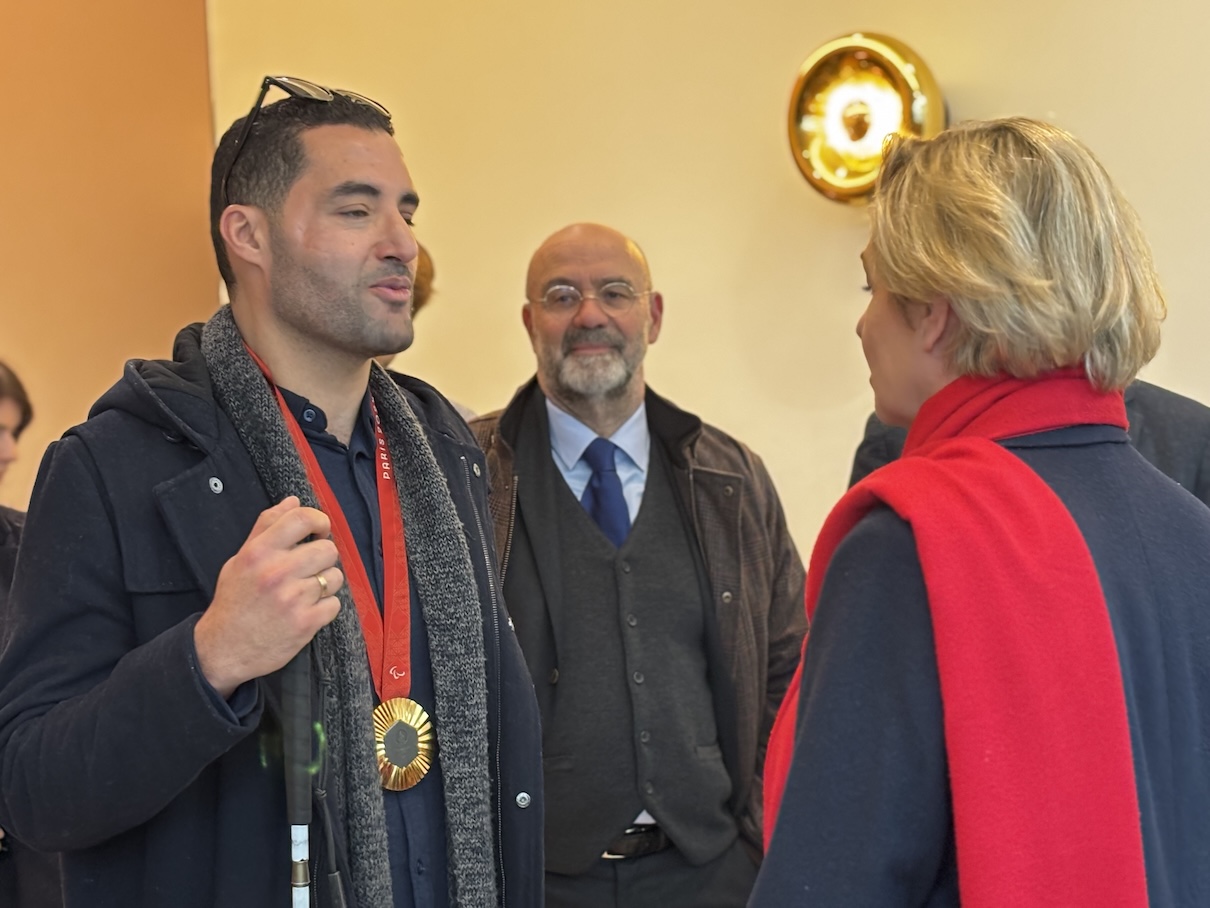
[280,387,449,908]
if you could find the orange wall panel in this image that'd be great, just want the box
[0,0,217,508]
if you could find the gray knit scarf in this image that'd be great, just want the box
[201,306,497,907]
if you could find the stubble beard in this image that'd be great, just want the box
[268,234,415,359]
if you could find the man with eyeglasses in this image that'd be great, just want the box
[0,77,542,907]
[470,223,806,908]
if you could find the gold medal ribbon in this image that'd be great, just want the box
[248,349,435,790]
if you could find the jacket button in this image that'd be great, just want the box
[626,614,638,627]
[644,781,655,795]
[721,591,733,604]
[633,671,645,684]
[473,463,482,477]
[723,485,734,497]
[208,477,224,494]
[515,791,532,808]
[640,730,651,743]
[549,668,559,684]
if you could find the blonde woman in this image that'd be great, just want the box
[754,119,1206,908]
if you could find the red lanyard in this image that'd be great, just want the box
[248,350,411,701]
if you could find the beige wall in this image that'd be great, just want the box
[1,0,216,510]
[207,0,1210,548]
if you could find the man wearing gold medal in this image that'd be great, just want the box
[472,223,807,907]
[0,78,543,907]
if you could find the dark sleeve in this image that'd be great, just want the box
[1193,444,1210,510]
[848,414,908,487]
[0,437,262,850]
[750,508,955,908]
[751,451,808,773]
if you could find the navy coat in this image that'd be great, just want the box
[753,425,1210,906]
[0,325,544,907]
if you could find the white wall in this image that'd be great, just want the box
[207,0,1210,548]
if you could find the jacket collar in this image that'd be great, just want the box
[498,376,704,468]
[89,319,475,459]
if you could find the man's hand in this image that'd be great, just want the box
[194,497,344,698]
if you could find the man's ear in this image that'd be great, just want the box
[919,297,954,355]
[646,291,664,344]
[521,303,537,344]
[219,205,271,275]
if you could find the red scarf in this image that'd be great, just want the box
[763,370,1148,907]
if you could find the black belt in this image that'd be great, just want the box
[601,824,671,860]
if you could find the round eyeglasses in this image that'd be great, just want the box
[530,282,651,314]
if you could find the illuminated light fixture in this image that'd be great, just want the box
[788,33,946,203]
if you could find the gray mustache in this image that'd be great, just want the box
[562,328,623,355]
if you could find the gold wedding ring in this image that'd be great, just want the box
[315,572,329,598]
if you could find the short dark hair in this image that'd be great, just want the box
[0,362,33,437]
[209,93,395,288]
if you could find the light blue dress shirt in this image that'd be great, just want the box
[545,399,649,520]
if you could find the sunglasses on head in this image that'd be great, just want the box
[219,75,392,208]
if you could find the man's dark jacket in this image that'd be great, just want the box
[0,325,544,908]
[850,379,1210,502]
[471,379,806,864]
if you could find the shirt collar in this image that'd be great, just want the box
[545,398,650,473]
[278,385,376,455]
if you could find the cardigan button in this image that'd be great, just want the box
[515,791,532,808]
[721,591,733,604]
[723,485,735,497]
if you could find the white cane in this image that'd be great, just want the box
[283,647,312,907]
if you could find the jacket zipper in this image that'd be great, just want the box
[500,475,519,581]
[460,455,507,906]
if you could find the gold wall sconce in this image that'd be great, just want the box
[788,33,945,203]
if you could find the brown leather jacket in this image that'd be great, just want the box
[471,379,806,854]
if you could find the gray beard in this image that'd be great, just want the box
[555,350,632,399]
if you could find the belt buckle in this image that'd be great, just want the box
[601,824,658,860]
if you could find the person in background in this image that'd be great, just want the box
[0,362,61,908]
[753,117,1210,908]
[472,222,806,908]
[378,243,476,421]
[849,379,1210,503]
[412,242,435,316]
[0,361,31,494]
[0,77,542,907]
[0,360,32,534]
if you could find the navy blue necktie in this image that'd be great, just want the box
[580,438,631,547]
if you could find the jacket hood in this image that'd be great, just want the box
[88,322,225,453]
[89,319,476,455]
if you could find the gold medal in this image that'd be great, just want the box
[373,697,435,790]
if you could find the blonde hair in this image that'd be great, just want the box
[870,117,1166,390]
